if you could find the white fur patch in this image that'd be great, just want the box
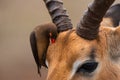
[68,58,98,79]
[45,60,49,68]
[68,59,82,79]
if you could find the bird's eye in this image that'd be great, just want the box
[76,61,98,74]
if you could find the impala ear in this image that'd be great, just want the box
[104,4,120,27]
[107,26,120,61]
[30,23,57,75]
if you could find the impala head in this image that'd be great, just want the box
[30,0,120,80]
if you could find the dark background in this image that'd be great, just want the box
[0,0,119,80]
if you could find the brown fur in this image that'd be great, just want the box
[45,26,120,80]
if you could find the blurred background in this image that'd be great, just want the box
[0,0,119,80]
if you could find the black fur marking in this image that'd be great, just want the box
[90,53,95,60]
[105,4,120,27]
[89,48,96,60]
[30,31,41,75]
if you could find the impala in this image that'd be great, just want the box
[30,0,120,80]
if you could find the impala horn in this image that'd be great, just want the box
[76,0,115,40]
[43,0,73,32]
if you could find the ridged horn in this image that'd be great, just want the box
[76,0,115,40]
[43,0,73,32]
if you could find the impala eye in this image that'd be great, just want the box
[76,61,98,74]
